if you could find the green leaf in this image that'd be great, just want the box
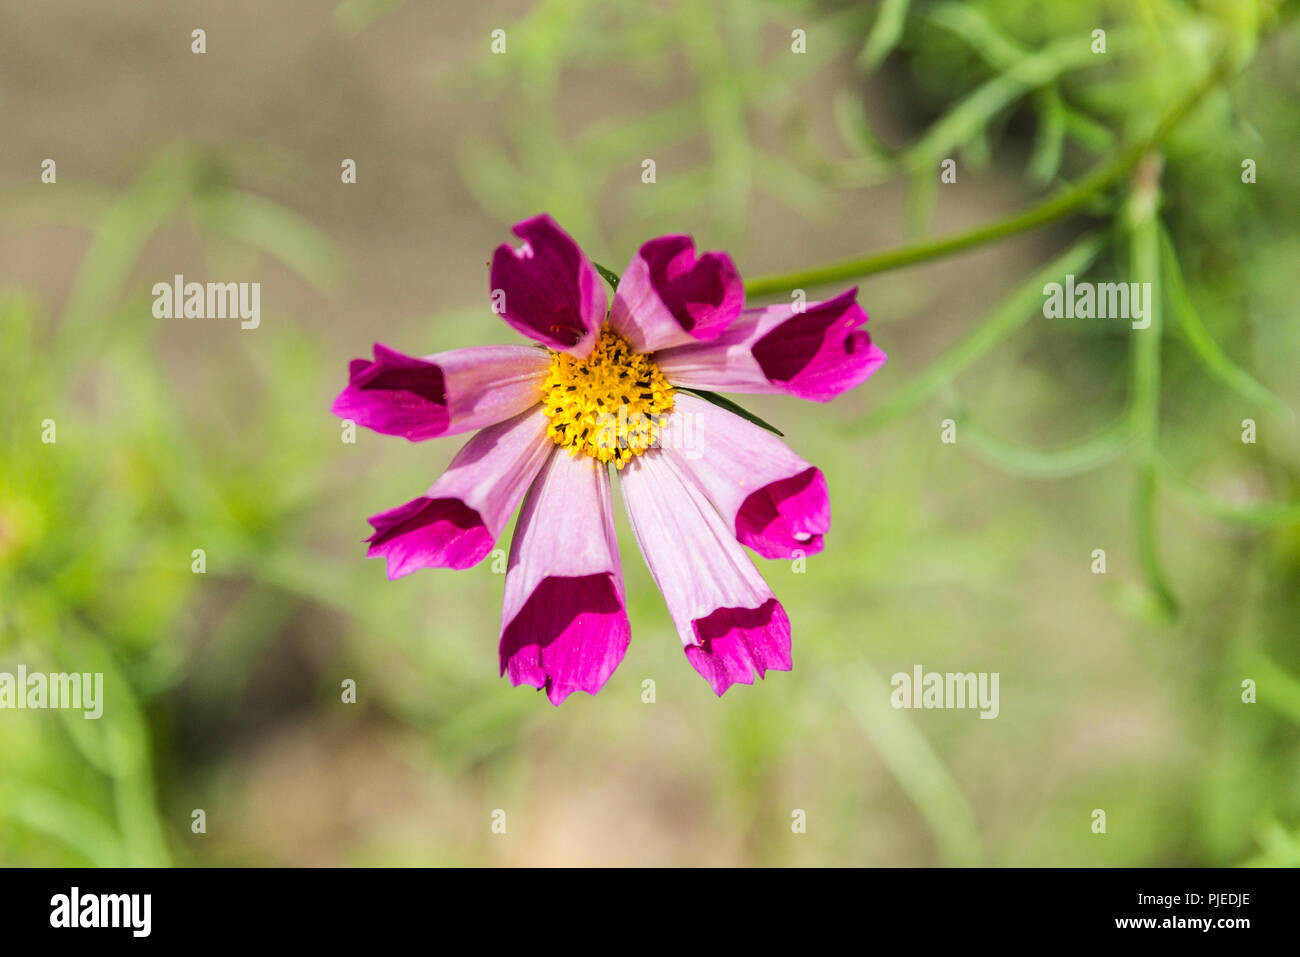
[680,389,783,436]
[859,0,911,71]
[1028,86,1067,185]
[902,35,1108,174]
[592,260,620,292]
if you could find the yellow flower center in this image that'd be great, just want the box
[542,324,675,468]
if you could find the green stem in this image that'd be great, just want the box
[853,233,1104,433]
[1128,162,1179,621]
[1156,456,1300,527]
[1157,225,1293,421]
[744,50,1235,297]
[960,410,1132,479]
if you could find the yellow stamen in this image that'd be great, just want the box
[541,324,674,469]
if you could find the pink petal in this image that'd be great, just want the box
[659,394,829,558]
[685,600,792,697]
[365,407,552,578]
[500,449,630,704]
[655,287,886,402]
[366,497,492,578]
[620,451,791,695]
[332,344,448,440]
[500,575,630,706]
[611,235,744,352]
[734,470,828,558]
[489,214,607,357]
[332,343,547,441]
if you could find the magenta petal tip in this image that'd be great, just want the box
[489,214,606,356]
[366,496,494,577]
[686,599,792,696]
[735,467,830,559]
[500,573,631,705]
[332,343,451,442]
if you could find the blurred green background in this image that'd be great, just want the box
[2,0,1298,866]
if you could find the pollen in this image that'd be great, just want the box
[541,324,675,468]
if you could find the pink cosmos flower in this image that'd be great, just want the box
[332,214,886,704]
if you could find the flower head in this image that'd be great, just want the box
[332,214,886,704]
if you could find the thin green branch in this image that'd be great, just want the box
[1136,464,1179,620]
[1156,456,1300,528]
[859,0,911,70]
[1158,226,1293,422]
[902,33,1112,174]
[744,50,1235,298]
[960,412,1132,479]
[851,233,1105,433]
[828,661,982,866]
[1128,171,1179,620]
